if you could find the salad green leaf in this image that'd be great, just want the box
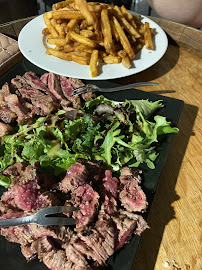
[0,95,179,187]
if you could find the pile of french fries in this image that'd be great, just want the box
[42,0,155,77]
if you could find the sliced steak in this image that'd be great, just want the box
[120,167,142,185]
[111,210,148,251]
[23,72,49,93]
[65,242,89,268]
[102,170,119,198]
[29,223,73,245]
[72,183,99,228]
[0,82,11,97]
[59,163,88,193]
[78,228,109,265]
[0,105,17,124]
[18,87,55,115]
[42,249,69,270]
[4,94,32,125]
[48,72,71,109]
[3,162,27,178]
[40,73,49,86]
[0,121,13,137]
[12,74,56,116]
[119,177,148,213]
[60,76,82,109]
[95,217,116,257]
[32,236,55,261]
[100,195,118,216]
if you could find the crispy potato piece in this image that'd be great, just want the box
[50,19,65,37]
[117,50,127,58]
[72,51,91,58]
[42,27,50,36]
[71,54,89,65]
[47,12,53,19]
[47,38,66,46]
[88,3,108,12]
[61,43,75,52]
[130,19,137,29]
[144,22,154,49]
[43,13,58,37]
[113,6,141,39]
[66,19,78,30]
[80,19,88,29]
[46,48,72,61]
[80,29,94,38]
[52,0,74,10]
[90,50,98,77]
[110,20,119,41]
[113,16,135,59]
[121,56,131,69]
[75,0,98,28]
[120,5,133,21]
[103,55,121,64]
[70,31,96,48]
[75,44,94,53]
[52,10,84,20]
[101,9,114,54]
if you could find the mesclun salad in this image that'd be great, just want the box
[0,95,178,188]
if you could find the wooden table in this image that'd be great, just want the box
[0,16,202,270]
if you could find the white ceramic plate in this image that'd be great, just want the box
[18,13,168,80]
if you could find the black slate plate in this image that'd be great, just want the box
[0,59,184,270]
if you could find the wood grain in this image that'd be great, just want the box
[0,16,202,270]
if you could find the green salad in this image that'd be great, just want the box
[0,95,178,188]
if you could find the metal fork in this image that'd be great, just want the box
[0,206,79,227]
[72,82,159,96]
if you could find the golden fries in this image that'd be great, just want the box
[101,8,114,54]
[90,50,98,77]
[42,0,155,77]
[144,22,154,49]
[113,16,135,59]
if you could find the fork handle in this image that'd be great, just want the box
[0,215,34,228]
[100,82,159,92]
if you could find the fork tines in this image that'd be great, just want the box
[72,84,91,96]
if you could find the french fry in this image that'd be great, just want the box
[47,38,66,46]
[43,13,58,37]
[101,9,114,54]
[117,50,127,58]
[42,27,50,36]
[66,19,78,30]
[110,20,119,41]
[113,16,135,59]
[69,31,96,48]
[52,10,84,20]
[46,48,72,61]
[61,43,75,52]
[72,51,91,58]
[113,6,141,39]
[120,5,133,21]
[144,22,154,49]
[75,0,98,28]
[90,50,98,77]
[71,54,89,65]
[103,55,121,64]
[121,56,131,69]
[52,0,74,10]
[80,29,94,38]
[75,44,94,53]
[47,12,53,19]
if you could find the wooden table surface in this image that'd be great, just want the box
[0,16,202,270]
